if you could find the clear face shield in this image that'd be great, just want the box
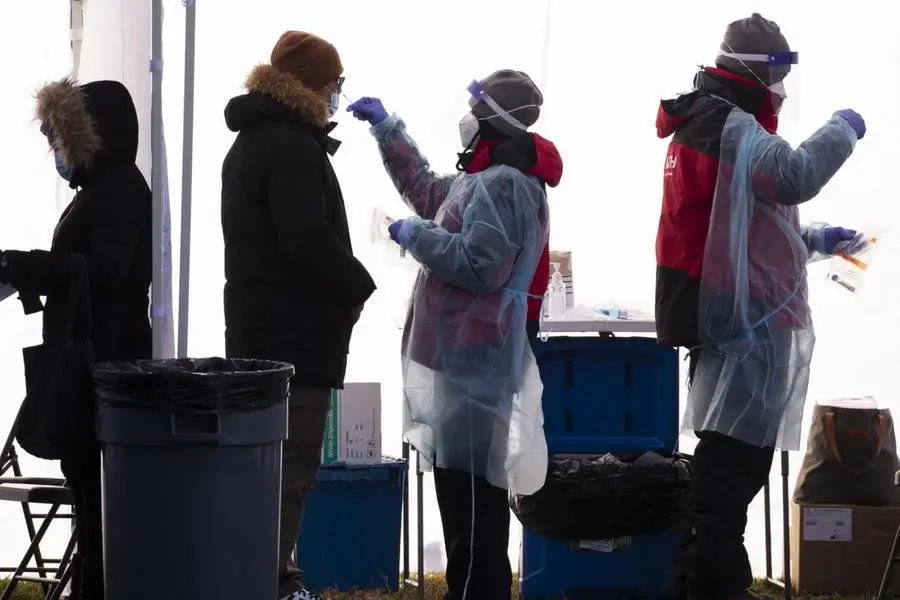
[458,79,538,149]
[466,79,532,131]
[716,49,800,125]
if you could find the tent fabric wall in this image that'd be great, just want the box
[77,0,175,358]
[56,0,900,580]
[0,1,78,573]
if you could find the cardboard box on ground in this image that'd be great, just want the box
[791,502,900,595]
[544,250,575,317]
[321,383,382,465]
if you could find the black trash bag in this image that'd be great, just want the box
[93,358,294,413]
[511,452,692,541]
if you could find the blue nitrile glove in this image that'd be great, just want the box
[347,97,389,125]
[824,227,858,255]
[833,109,866,140]
[388,219,405,244]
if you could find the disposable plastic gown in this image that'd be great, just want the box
[684,110,857,450]
[370,114,549,495]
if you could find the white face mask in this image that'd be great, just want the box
[768,81,787,116]
[458,112,480,148]
[768,80,787,99]
[328,91,340,118]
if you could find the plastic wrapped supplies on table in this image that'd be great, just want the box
[511,451,691,541]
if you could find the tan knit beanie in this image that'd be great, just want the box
[270,31,343,90]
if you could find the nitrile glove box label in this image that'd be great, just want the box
[321,383,382,465]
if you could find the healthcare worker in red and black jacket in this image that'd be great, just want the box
[655,13,866,600]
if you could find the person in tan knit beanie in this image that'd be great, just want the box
[271,31,342,89]
[266,30,345,119]
[220,32,375,600]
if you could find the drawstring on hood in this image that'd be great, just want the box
[36,77,139,189]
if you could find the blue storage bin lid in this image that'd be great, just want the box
[316,457,408,484]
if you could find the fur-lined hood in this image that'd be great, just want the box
[228,64,331,130]
[36,77,102,168]
[35,77,139,185]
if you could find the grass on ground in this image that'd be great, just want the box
[0,574,869,599]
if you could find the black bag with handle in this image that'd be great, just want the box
[794,401,900,506]
[15,256,94,460]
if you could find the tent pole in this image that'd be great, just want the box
[177,0,197,358]
[70,0,83,75]
[150,0,164,360]
[539,0,553,130]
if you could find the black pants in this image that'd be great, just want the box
[431,321,539,600]
[681,350,775,600]
[278,386,330,598]
[525,319,540,347]
[61,445,104,600]
[434,467,512,600]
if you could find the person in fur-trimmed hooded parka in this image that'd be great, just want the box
[220,31,376,600]
[0,77,151,600]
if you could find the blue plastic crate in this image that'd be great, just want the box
[296,458,407,593]
[534,336,679,454]
[519,526,682,599]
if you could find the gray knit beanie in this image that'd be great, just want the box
[469,70,543,136]
[715,13,792,84]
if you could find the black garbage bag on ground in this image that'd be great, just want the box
[511,451,692,541]
[93,357,294,413]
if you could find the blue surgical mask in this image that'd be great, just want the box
[54,151,73,181]
[328,91,340,118]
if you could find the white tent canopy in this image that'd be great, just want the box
[46,0,900,579]
[71,0,193,360]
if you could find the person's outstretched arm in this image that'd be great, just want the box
[749,111,861,206]
[348,97,455,220]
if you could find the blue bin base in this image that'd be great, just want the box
[519,526,682,600]
[296,458,407,593]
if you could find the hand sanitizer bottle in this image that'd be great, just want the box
[548,263,566,319]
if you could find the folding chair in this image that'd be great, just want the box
[875,470,900,600]
[0,403,76,600]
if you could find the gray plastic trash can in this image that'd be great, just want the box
[93,358,294,600]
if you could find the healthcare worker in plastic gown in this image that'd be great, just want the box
[0,78,152,600]
[348,71,563,600]
[654,14,867,600]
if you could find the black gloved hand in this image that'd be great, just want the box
[18,292,43,315]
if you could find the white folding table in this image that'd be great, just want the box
[540,316,657,335]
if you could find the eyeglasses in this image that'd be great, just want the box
[335,76,345,94]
